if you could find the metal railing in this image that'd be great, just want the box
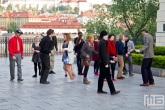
[0,37,65,57]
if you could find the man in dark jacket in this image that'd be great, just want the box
[98,30,120,95]
[39,29,54,84]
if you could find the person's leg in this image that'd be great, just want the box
[147,58,154,83]
[98,64,104,92]
[104,66,116,93]
[40,54,45,83]
[123,55,128,74]
[15,53,22,80]
[117,55,124,78]
[83,66,90,84]
[141,59,150,84]
[96,61,99,73]
[94,61,97,73]
[128,54,133,75]
[50,51,55,73]
[32,63,37,77]
[38,62,41,76]
[9,55,15,80]
[65,64,74,80]
[111,63,116,79]
[77,56,81,73]
[40,54,50,83]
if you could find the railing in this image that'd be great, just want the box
[0,37,65,57]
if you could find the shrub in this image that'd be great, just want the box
[132,53,165,68]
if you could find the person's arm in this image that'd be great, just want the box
[54,36,58,51]
[20,39,23,57]
[127,41,135,54]
[139,37,149,52]
[65,41,74,53]
[8,39,14,57]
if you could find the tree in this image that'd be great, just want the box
[74,7,79,14]
[110,0,159,39]
[7,22,18,33]
[0,5,4,12]
[6,3,13,11]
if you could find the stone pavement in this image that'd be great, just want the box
[0,55,165,110]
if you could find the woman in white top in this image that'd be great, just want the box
[62,33,76,81]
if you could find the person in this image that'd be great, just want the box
[8,30,24,81]
[81,34,98,84]
[49,35,58,74]
[39,29,54,84]
[135,28,155,86]
[62,33,76,82]
[92,36,100,76]
[123,35,135,76]
[116,34,125,79]
[74,32,85,75]
[62,39,68,77]
[107,34,117,81]
[97,30,120,95]
[31,36,41,77]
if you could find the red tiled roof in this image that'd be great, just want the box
[0,26,6,31]
[79,11,99,17]
[0,11,38,18]
[21,19,83,29]
[60,0,86,2]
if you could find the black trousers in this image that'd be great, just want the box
[141,58,154,84]
[98,64,116,93]
[83,66,89,78]
[33,62,41,76]
[40,53,50,83]
[76,55,83,74]
[110,62,116,78]
[94,61,99,73]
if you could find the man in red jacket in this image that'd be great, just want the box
[8,30,24,81]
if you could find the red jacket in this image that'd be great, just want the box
[8,36,23,57]
[107,40,116,56]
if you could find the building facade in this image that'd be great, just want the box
[156,0,165,46]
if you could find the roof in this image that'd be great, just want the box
[78,11,99,17]
[21,19,83,29]
[0,11,38,18]
[0,26,6,31]
[60,0,86,3]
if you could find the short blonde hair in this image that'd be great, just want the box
[87,34,94,41]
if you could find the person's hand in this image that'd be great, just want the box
[75,53,78,56]
[86,55,89,58]
[12,56,16,60]
[105,64,108,68]
[36,50,40,53]
[135,49,140,53]
[126,54,128,57]
[127,52,130,55]
[55,51,58,54]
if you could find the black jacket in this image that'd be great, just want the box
[98,39,109,66]
[39,36,54,54]
[52,36,58,51]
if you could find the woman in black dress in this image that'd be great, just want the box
[32,36,41,77]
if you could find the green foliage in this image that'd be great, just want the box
[110,0,159,37]
[134,45,165,56]
[0,5,4,12]
[74,7,79,14]
[132,53,165,68]
[6,3,13,11]
[7,22,18,33]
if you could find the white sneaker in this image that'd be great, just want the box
[110,60,115,63]
[67,80,74,82]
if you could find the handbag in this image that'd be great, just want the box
[83,60,90,66]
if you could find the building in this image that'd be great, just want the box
[77,11,99,24]
[20,18,85,34]
[0,26,7,34]
[156,0,165,46]
[0,11,39,28]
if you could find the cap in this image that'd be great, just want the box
[100,31,108,39]
[15,30,23,34]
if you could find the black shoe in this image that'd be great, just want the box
[78,73,84,75]
[17,79,23,81]
[111,91,120,95]
[97,90,107,94]
[51,71,56,74]
[65,74,67,77]
[32,75,37,77]
[10,78,14,81]
[123,72,128,75]
[40,81,50,84]
[129,73,134,76]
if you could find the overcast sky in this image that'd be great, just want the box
[87,0,111,4]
